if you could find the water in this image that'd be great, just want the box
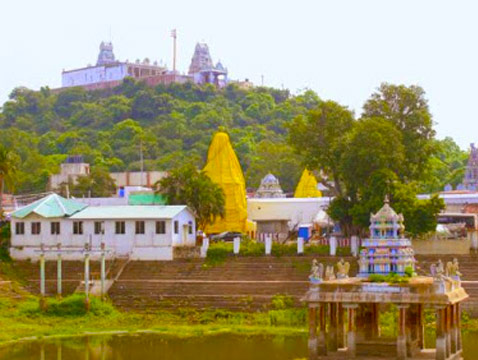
[2,332,478,360]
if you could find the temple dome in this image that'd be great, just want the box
[255,173,286,198]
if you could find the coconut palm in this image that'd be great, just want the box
[0,145,17,216]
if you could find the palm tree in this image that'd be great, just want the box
[0,145,17,215]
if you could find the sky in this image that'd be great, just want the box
[1,0,477,149]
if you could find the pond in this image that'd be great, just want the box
[1,332,478,360]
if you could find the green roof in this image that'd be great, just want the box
[128,193,167,205]
[12,194,87,219]
[69,205,189,220]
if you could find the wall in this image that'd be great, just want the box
[50,163,90,190]
[247,198,331,229]
[110,171,167,188]
[62,64,127,87]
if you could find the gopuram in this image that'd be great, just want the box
[303,198,468,360]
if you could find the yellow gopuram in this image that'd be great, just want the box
[294,169,322,198]
[203,131,247,234]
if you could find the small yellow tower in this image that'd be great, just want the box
[294,169,322,198]
[203,131,247,233]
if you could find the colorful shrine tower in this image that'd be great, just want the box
[358,197,416,276]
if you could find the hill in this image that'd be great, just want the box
[0,81,320,195]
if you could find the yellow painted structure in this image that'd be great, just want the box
[203,132,247,233]
[294,169,322,198]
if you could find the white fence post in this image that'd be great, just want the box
[329,236,337,256]
[471,231,478,252]
[297,237,304,254]
[265,235,272,255]
[233,237,241,255]
[201,237,209,258]
[351,236,359,257]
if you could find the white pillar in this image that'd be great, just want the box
[351,236,359,257]
[233,237,240,254]
[297,237,304,254]
[201,237,209,258]
[329,236,337,256]
[265,235,272,255]
[471,230,478,251]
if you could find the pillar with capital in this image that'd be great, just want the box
[344,304,358,357]
[397,305,408,360]
[308,306,318,360]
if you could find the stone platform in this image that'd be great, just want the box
[303,277,468,360]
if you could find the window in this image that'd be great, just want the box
[188,221,193,234]
[115,221,126,234]
[135,221,145,234]
[51,222,60,235]
[15,222,25,235]
[31,222,41,235]
[94,221,104,235]
[73,221,83,235]
[174,221,179,234]
[155,221,166,234]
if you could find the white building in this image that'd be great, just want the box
[10,194,196,261]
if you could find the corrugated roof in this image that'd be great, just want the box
[69,205,188,220]
[12,194,87,219]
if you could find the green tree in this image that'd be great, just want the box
[67,167,117,197]
[0,145,17,214]
[362,83,435,181]
[154,163,225,231]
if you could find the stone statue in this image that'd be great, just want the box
[309,259,324,283]
[336,258,350,279]
[432,259,446,281]
[446,258,462,279]
[325,265,336,281]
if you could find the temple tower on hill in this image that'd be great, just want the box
[188,43,228,86]
[358,197,416,276]
[255,173,286,198]
[96,41,116,66]
[463,143,478,191]
[203,131,247,233]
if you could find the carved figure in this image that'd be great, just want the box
[446,258,462,278]
[325,265,336,281]
[309,259,324,283]
[432,259,446,281]
[336,258,350,279]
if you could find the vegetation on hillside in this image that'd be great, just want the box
[0,81,467,199]
[0,82,314,195]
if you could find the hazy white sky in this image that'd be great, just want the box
[1,0,477,149]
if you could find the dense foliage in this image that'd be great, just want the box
[0,81,318,195]
[290,84,447,236]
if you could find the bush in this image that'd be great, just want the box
[20,294,116,317]
[271,294,295,310]
[205,242,232,266]
[268,308,306,327]
[368,273,409,284]
[271,243,296,257]
[0,223,11,262]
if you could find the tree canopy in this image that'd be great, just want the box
[289,84,446,236]
[154,163,225,231]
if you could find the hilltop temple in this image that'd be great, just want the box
[463,143,478,191]
[60,40,231,91]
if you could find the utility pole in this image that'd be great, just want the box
[140,139,144,187]
[171,29,177,73]
[261,74,264,87]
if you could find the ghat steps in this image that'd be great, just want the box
[11,254,478,314]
